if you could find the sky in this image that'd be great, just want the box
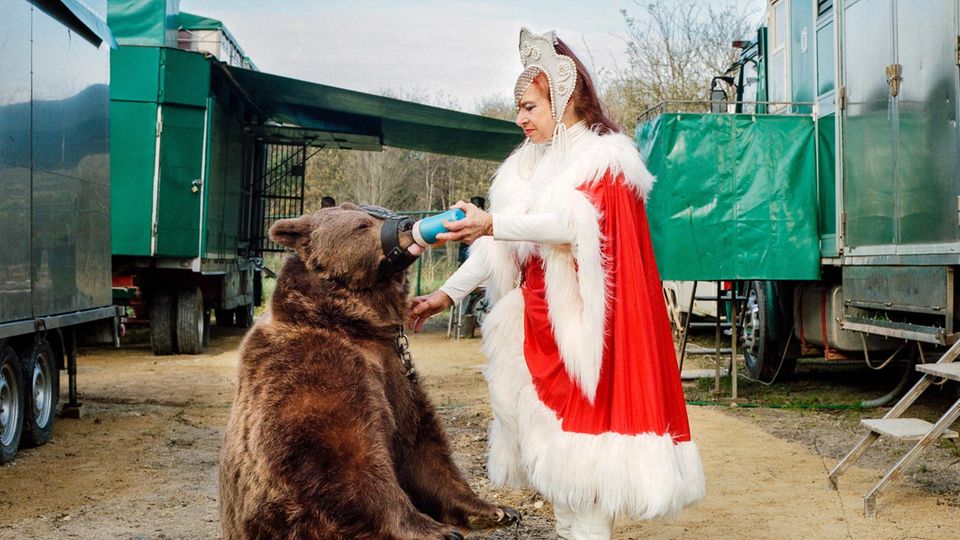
[179,1,765,114]
[178,0,650,113]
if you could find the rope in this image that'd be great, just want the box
[860,333,907,371]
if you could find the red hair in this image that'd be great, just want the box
[553,38,621,134]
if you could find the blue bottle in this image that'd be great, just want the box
[412,209,466,246]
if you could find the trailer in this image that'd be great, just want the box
[0,0,119,463]
[105,1,521,355]
[638,0,960,514]
[638,0,960,379]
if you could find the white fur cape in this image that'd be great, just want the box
[476,126,705,520]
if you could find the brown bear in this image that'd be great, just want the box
[219,204,518,539]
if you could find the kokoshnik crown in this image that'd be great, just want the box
[515,27,577,123]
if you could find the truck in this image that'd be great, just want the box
[639,0,960,383]
[106,1,521,355]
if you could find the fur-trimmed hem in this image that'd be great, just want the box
[481,289,705,521]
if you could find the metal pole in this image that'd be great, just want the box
[62,327,82,419]
[731,280,739,400]
[714,280,722,395]
[678,281,698,373]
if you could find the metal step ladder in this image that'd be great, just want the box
[827,339,960,517]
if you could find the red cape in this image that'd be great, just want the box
[521,171,691,441]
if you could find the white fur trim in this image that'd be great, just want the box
[481,289,527,486]
[481,288,705,520]
[539,188,607,402]
[485,130,655,401]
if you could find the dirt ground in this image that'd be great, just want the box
[1,325,959,539]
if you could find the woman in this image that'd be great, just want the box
[408,28,704,539]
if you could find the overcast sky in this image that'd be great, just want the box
[178,0,651,113]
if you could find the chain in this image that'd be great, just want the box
[395,326,417,381]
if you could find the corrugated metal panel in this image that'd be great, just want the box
[637,113,820,280]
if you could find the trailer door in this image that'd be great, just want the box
[842,0,897,248]
[843,0,960,251]
[895,0,958,245]
[155,104,205,257]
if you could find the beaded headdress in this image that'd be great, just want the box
[514,27,577,123]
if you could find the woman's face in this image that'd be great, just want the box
[515,82,556,144]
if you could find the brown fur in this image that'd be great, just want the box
[219,204,514,539]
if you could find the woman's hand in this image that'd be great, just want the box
[407,290,454,333]
[436,201,492,244]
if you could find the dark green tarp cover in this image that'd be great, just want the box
[178,12,222,31]
[225,66,523,162]
[637,113,820,280]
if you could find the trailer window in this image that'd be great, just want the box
[817,21,835,95]
[768,0,791,107]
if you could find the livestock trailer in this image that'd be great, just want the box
[107,0,521,355]
[638,0,960,381]
[0,0,119,463]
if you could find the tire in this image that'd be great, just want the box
[20,339,58,448]
[150,289,176,356]
[740,281,796,382]
[234,303,254,328]
[0,346,25,464]
[215,309,234,327]
[177,286,205,355]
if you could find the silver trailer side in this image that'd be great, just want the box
[0,0,117,463]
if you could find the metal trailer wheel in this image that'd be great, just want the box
[21,339,58,447]
[234,303,254,328]
[740,280,796,382]
[177,286,206,355]
[150,289,176,356]
[0,346,25,464]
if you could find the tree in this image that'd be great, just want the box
[606,0,760,128]
[303,92,510,213]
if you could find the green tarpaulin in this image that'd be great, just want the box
[637,113,820,280]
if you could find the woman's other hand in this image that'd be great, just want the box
[407,290,454,333]
[436,201,492,244]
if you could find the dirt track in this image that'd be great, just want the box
[1,327,958,539]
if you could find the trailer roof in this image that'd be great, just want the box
[221,65,523,161]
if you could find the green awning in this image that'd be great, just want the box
[222,65,523,161]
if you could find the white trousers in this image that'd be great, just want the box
[554,504,615,540]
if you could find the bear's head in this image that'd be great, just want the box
[269,203,423,290]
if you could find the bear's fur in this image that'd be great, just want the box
[219,204,517,539]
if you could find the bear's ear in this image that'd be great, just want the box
[269,216,309,248]
[340,202,360,211]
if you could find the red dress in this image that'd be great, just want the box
[520,173,691,441]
